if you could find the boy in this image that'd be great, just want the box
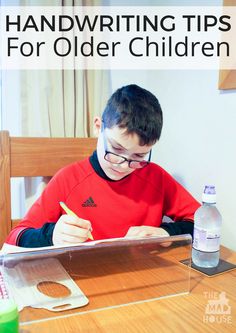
[6,84,200,247]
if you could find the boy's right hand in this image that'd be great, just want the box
[52,215,92,245]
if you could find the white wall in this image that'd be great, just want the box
[111,69,236,251]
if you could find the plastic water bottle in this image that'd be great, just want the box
[192,185,222,268]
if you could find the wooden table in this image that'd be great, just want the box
[18,244,236,333]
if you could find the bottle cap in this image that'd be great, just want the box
[0,299,18,324]
[202,185,216,203]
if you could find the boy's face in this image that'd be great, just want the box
[95,118,153,181]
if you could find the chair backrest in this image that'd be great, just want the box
[0,131,97,247]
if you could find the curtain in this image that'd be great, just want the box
[20,69,110,137]
[19,0,111,137]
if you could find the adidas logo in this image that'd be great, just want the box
[82,196,97,207]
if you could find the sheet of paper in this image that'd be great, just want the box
[0,235,156,254]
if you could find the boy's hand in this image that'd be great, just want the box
[125,226,172,247]
[52,215,92,245]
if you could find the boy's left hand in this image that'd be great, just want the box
[125,226,171,247]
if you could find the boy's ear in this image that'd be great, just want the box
[93,116,102,137]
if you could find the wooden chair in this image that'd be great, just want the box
[0,131,97,247]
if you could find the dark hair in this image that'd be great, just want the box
[102,84,163,145]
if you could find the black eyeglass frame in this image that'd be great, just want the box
[101,121,152,169]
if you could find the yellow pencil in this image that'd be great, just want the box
[59,201,93,240]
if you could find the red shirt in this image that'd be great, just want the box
[6,157,200,245]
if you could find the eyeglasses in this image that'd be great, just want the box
[102,122,152,169]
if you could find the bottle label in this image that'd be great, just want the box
[193,227,221,252]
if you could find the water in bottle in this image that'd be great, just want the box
[192,185,222,268]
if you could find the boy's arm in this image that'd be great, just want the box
[160,220,194,237]
[18,214,92,248]
[126,168,199,239]
[5,167,67,246]
[125,221,194,239]
[162,170,200,226]
[17,223,55,247]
